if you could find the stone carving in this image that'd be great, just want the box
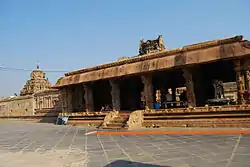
[127,110,144,128]
[239,74,245,91]
[156,90,161,102]
[20,67,51,96]
[109,80,120,111]
[245,70,250,90]
[241,41,250,49]
[102,110,119,127]
[83,84,94,112]
[34,89,61,112]
[139,35,166,55]
[236,72,246,104]
[213,80,225,99]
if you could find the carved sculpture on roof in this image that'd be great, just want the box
[139,35,166,55]
[20,66,51,96]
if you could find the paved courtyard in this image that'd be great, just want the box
[0,121,250,167]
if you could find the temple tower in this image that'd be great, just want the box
[20,65,51,96]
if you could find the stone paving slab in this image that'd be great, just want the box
[0,121,250,167]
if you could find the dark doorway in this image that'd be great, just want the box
[120,75,143,111]
[196,60,236,106]
[92,80,112,111]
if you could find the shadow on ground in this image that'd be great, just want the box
[103,160,169,167]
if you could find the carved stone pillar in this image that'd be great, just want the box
[66,87,73,112]
[245,70,250,90]
[83,83,94,112]
[234,60,246,104]
[141,74,154,109]
[61,88,67,112]
[183,68,196,107]
[42,97,45,109]
[72,88,77,111]
[109,79,120,111]
[78,85,83,111]
[171,87,176,107]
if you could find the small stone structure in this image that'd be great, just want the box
[34,89,61,113]
[102,110,119,127]
[127,110,144,128]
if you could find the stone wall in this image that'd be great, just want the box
[0,96,34,116]
[0,89,62,117]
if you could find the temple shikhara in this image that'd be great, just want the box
[20,65,51,96]
[1,35,250,128]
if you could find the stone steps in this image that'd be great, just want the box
[144,113,250,120]
[143,118,250,128]
[143,109,250,128]
[102,115,129,129]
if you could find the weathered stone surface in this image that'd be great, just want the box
[245,70,250,90]
[143,118,250,128]
[109,79,120,111]
[102,110,119,127]
[144,105,250,114]
[127,110,144,128]
[83,83,94,112]
[183,68,196,107]
[141,74,154,109]
[0,96,34,116]
[234,59,247,104]
[34,89,61,113]
[139,35,165,55]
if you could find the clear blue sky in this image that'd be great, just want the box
[0,0,250,97]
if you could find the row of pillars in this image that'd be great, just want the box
[61,60,249,113]
[61,67,197,113]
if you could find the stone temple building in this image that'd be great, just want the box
[53,35,250,114]
[0,66,61,116]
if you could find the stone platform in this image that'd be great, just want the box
[0,121,250,167]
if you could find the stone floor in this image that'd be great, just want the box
[0,121,250,167]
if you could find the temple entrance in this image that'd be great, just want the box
[152,69,186,109]
[120,75,143,111]
[196,60,236,106]
[92,80,112,111]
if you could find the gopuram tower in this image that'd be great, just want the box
[20,65,51,96]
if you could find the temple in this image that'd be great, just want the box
[3,35,249,128]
